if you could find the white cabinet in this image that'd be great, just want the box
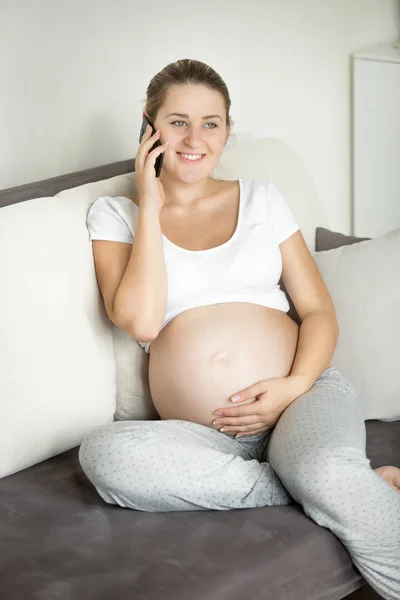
[352,42,400,237]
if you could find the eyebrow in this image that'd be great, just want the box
[165,112,223,121]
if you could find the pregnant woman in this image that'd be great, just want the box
[79,59,400,599]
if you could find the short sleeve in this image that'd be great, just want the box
[86,196,134,244]
[266,182,300,244]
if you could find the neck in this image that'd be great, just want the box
[160,174,216,208]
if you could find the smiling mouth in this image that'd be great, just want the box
[177,152,206,162]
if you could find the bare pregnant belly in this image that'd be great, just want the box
[148,303,300,429]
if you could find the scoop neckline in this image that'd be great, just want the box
[161,178,243,255]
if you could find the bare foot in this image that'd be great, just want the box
[374,465,400,492]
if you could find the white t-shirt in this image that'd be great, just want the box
[87,178,300,353]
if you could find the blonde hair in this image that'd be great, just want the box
[144,59,232,128]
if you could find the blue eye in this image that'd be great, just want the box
[170,121,218,129]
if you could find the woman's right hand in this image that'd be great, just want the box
[134,124,169,214]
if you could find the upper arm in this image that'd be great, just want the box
[262,180,336,322]
[279,230,337,323]
[86,196,136,326]
[92,240,133,327]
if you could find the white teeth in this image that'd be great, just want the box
[179,153,203,160]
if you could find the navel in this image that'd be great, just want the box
[210,350,230,364]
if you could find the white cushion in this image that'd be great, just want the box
[313,228,400,421]
[56,173,156,422]
[0,197,116,478]
[111,326,158,422]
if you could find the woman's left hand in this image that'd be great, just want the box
[212,375,308,437]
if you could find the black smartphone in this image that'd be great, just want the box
[139,115,164,177]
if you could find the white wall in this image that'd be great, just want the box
[0,0,398,233]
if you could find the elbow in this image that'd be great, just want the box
[113,302,164,343]
[120,317,160,344]
[132,328,159,344]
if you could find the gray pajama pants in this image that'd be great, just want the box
[79,366,400,600]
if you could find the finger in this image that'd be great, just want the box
[142,123,156,141]
[144,129,162,148]
[213,414,258,428]
[144,142,169,172]
[138,125,156,154]
[136,130,162,168]
[142,123,152,138]
[230,395,257,405]
[230,381,266,403]
[213,403,261,418]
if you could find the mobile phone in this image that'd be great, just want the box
[139,115,164,177]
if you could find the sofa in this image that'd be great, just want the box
[0,138,399,600]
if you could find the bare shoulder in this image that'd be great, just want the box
[212,177,239,190]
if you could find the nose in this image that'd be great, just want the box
[183,125,203,148]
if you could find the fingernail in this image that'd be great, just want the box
[231,395,241,402]
[214,411,223,416]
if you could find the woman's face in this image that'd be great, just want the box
[152,84,230,184]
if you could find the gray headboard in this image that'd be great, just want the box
[0,158,135,209]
